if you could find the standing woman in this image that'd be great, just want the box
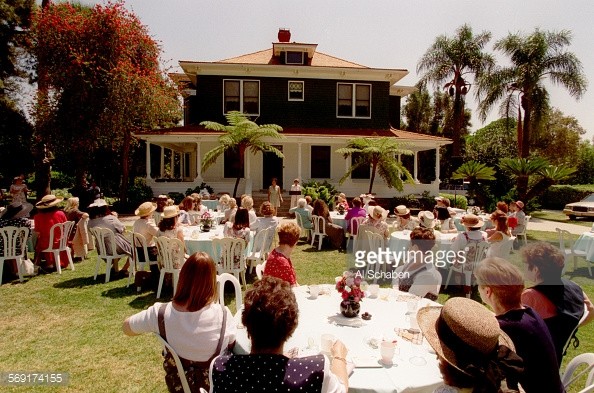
[10,176,29,205]
[268,178,283,214]
[289,178,301,210]
[34,194,68,270]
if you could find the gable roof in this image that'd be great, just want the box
[216,48,369,69]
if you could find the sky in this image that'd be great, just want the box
[74,0,594,140]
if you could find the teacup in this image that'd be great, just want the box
[309,285,320,299]
[368,284,380,297]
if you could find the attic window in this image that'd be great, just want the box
[286,51,305,65]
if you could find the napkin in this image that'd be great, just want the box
[328,314,363,327]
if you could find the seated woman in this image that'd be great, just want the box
[417,297,523,393]
[362,205,390,239]
[263,221,300,286]
[393,227,441,300]
[241,195,258,227]
[486,210,512,258]
[222,198,237,225]
[64,197,90,260]
[450,213,486,253]
[190,193,208,215]
[312,199,345,249]
[88,199,133,274]
[475,257,564,392]
[210,276,348,393]
[497,201,509,214]
[178,196,196,225]
[417,210,436,230]
[393,205,417,231]
[157,206,186,245]
[251,202,279,234]
[509,200,526,236]
[433,196,451,222]
[217,194,231,213]
[223,207,251,244]
[123,252,236,392]
[132,201,159,263]
[520,242,594,363]
[344,197,366,233]
[336,192,349,210]
[34,194,68,270]
[289,198,313,230]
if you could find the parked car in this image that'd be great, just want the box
[563,193,594,220]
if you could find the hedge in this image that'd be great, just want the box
[538,184,594,210]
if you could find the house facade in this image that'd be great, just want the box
[135,29,451,198]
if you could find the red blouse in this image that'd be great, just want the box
[263,249,297,286]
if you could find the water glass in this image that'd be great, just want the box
[380,341,396,365]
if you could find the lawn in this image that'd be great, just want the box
[0,229,592,392]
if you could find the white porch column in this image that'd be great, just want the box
[145,141,152,180]
[244,152,252,195]
[160,146,165,177]
[297,142,302,180]
[195,142,202,182]
[435,147,440,183]
[413,151,419,184]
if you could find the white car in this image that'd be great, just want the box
[563,193,594,220]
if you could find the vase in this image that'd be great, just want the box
[201,224,211,232]
[340,297,361,318]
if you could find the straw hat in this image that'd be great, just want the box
[417,297,515,375]
[88,199,108,208]
[515,200,524,210]
[135,202,156,217]
[36,194,63,209]
[0,202,33,219]
[162,205,180,219]
[418,211,436,229]
[462,214,484,229]
[367,205,388,220]
[395,205,410,216]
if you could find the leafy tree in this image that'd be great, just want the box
[532,107,585,166]
[452,161,496,207]
[570,141,594,185]
[200,111,284,198]
[477,29,587,159]
[417,24,494,159]
[465,118,518,168]
[402,87,432,133]
[336,137,413,194]
[30,1,180,200]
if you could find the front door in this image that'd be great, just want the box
[262,145,283,190]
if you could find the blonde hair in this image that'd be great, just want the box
[475,257,524,310]
[64,197,80,213]
[242,195,254,210]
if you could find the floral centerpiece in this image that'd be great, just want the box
[335,271,365,317]
[468,206,481,215]
[200,211,214,231]
[336,203,346,215]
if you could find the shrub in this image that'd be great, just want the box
[167,192,185,205]
[127,178,154,206]
[439,193,468,210]
[301,180,339,209]
[538,185,594,210]
[185,182,214,196]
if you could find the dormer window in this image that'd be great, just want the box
[285,51,305,65]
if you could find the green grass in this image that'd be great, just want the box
[532,210,594,228]
[0,230,593,392]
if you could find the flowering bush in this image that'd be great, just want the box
[335,271,365,302]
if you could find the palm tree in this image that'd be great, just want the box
[200,111,284,198]
[335,137,413,194]
[417,24,494,159]
[451,161,496,207]
[478,29,587,158]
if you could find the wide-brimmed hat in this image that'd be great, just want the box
[515,200,524,210]
[88,199,108,208]
[135,202,156,217]
[162,205,180,219]
[0,202,33,219]
[435,196,450,207]
[293,178,300,183]
[462,214,484,228]
[36,194,63,209]
[417,297,515,375]
[395,205,410,216]
[367,205,388,220]
[418,211,436,229]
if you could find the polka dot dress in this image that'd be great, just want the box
[212,354,325,392]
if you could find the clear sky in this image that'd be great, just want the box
[77,0,594,140]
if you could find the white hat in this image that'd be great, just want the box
[162,205,180,219]
[418,211,436,229]
[367,205,388,220]
[395,205,410,216]
[88,199,108,208]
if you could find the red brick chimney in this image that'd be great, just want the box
[278,28,291,43]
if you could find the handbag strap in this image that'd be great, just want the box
[157,303,168,342]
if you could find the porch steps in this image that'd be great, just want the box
[249,191,292,217]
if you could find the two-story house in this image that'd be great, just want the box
[135,29,451,198]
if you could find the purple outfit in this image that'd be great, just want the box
[344,207,367,232]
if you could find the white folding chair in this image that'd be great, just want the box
[155,236,185,298]
[89,226,128,283]
[556,228,588,273]
[295,212,311,240]
[217,272,243,313]
[562,353,594,391]
[153,333,191,393]
[345,216,366,249]
[310,215,327,250]
[445,241,490,297]
[213,237,247,289]
[0,226,30,284]
[255,260,267,280]
[41,221,75,274]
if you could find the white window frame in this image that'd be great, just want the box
[288,80,304,101]
[336,82,372,119]
[223,79,260,116]
[285,51,305,65]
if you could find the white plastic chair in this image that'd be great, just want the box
[515,215,530,245]
[445,241,490,297]
[41,221,75,274]
[153,333,191,393]
[155,236,185,298]
[345,216,366,249]
[217,272,243,313]
[89,226,128,283]
[295,212,311,240]
[246,227,270,273]
[0,226,30,284]
[213,237,247,289]
[255,260,267,280]
[556,228,588,273]
[310,215,327,250]
[562,353,594,391]
[131,232,159,288]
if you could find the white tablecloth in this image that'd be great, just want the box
[233,285,442,393]
[574,231,594,262]
[330,211,349,230]
[389,231,458,253]
[183,225,254,258]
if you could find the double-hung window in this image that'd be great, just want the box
[337,83,371,118]
[224,79,260,115]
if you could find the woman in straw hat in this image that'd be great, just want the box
[362,205,390,239]
[417,297,524,393]
[450,214,487,255]
[157,205,185,245]
[34,194,68,270]
[289,178,302,210]
[475,257,564,393]
[508,201,526,236]
[132,202,159,262]
[394,204,417,231]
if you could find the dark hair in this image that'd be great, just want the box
[410,227,436,252]
[496,201,509,214]
[351,197,362,208]
[521,242,564,282]
[491,209,510,235]
[180,196,195,212]
[88,205,110,219]
[312,199,329,219]
[438,357,475,390]
[173,252,217,312]
[242,276,298,351]
[233,208,250,230]
[158,216,177,232]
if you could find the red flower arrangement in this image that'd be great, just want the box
[335,271,365,302]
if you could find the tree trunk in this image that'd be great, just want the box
[119,130,132,202]
[233,177,241,200]
[368,161,377,194]
[452,91,464,158]
[233,146,246,199]
[520,99,531,158]
[516,175,529,202]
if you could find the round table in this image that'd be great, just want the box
[233,285,442,393]
[388,231,458,253]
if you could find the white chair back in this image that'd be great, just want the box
[354,225,380,254]
[154,236,185,298]
[562,353,594,391]
[310,215,327,250]
[556,227,588,273]
[89,226,128,283]
[217,272,243,312]
[132,232,157,269]
[0,226,30,284]
[42,221,75,274]
[255,260,267,280]
[295,212,311,239]
[153,333,191,393]
[213,237,247,288]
